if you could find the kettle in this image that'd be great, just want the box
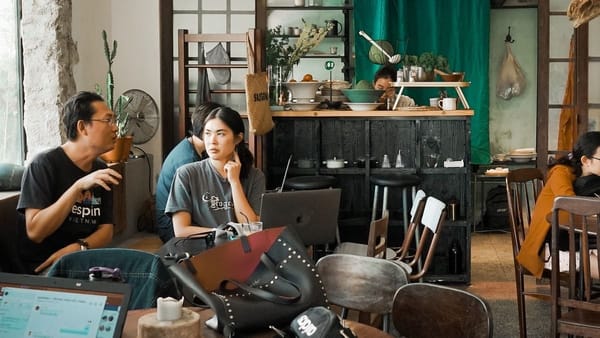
[325,19,343,37]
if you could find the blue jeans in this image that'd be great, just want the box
[46,248,180,310]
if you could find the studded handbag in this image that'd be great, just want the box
[168,226,328,337]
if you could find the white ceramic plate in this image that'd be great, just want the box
[508,154,536,163]
[344,102,382,111]
[287,102,320,111]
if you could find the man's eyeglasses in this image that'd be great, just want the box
[89,117,117,126]
[590,156,600,161]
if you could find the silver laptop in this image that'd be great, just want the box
[0,272,131,338]
[259,188,341,245]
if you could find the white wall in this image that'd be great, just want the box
[72,0,162,190]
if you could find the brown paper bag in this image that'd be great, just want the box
[245,72,274,135]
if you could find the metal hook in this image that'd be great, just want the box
[505,26,515,43]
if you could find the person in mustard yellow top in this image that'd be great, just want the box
[517,131,600,278]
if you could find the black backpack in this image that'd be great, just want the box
[482,185,509,230]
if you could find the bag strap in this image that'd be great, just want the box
[218,253,301,305]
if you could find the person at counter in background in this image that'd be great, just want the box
[517,131,600,279]
[373,64,397,102]
[166,106,265,237]
[155,102,222,243]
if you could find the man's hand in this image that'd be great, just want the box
[76,168,122,192]
[34,242,80,273]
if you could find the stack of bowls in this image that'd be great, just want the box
[284,81,322,111]
[341,88,385,111]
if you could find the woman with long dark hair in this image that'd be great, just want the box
[165,106,265,237]
[518,131,600,278]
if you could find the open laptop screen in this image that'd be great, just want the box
[259,188,341,245]
[0,272,131,338]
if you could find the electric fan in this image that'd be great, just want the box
[117,89,159,144]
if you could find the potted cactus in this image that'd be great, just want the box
[98,30,132,163]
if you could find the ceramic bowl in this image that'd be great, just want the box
[344,102,382,111]
[284,81,322,100]
[341,89,385,103]
[287,102,320,111]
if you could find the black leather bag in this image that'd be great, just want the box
[168,226,328,336]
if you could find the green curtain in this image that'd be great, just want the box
[354,0,490,164]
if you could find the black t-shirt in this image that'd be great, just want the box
[17,147,113,273]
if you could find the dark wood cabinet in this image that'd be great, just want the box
[264,110,473,283]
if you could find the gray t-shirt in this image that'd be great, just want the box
[165,159,265,228]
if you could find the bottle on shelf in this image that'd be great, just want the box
[395,150,404,168]
[382,154,391,168]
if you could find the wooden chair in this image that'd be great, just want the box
[551,196,600,337]
[392,283,493,338]
[315,253,408,333]
[334,210,391,258]
[504,168,545,338]
[392,195,446,281]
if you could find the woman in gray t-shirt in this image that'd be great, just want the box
[166,107,265,237]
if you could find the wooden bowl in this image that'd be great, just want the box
[438,72,464,82]
[434,69,465,82]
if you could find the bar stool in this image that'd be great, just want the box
[284,175,337,191]
[370,174,422,234]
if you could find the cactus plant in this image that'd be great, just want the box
[97,30,129,138]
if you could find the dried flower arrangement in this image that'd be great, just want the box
[266,19,332,69]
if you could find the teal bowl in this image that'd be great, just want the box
[341,89,385,103]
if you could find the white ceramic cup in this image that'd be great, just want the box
[429,97,440,107]
[294,0,305,6]
[329,46,338,55]
[438,97,457,111]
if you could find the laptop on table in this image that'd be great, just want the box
[259,188,341,246]
[0,272,131,338]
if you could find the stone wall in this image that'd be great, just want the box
[21,0,78,160]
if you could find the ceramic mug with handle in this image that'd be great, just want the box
[438,97,457,111]
[325,19,343,37]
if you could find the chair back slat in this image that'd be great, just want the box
[367,210,389,258]
[392,283,492,338]
[505,168,544,258]
[551,196,600,336]
[316,254,408,314]
[396,196,446,281]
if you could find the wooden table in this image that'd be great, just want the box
[123,307,393,338]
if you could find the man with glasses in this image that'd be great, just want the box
[17,91,123,274]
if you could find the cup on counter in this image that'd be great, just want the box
[249,221,263,233]
[242,221,263,235]
[329,46,338,55]
[294,0,305,6]
[438,97,457,111]
[429,97,440,108]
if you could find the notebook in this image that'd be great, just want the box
[0,272,131,338]
[259,188,341,245]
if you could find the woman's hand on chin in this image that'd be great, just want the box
[224,151,242,183]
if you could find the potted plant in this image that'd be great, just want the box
[97,30,131,163]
